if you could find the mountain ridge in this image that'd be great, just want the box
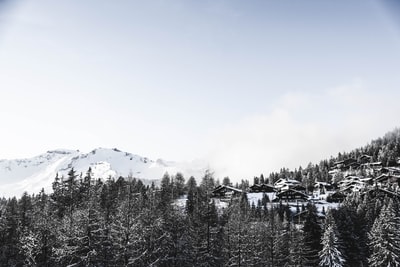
[0,147,207,198]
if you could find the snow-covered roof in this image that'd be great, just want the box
[314,181,331,186]
[224,185,243,192]
[275,178,301,186]
[212,185,243,193]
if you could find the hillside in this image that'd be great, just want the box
[266,128,400,187]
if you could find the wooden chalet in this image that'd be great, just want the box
[249,183,276,193]
[362,187,400,200]
[274,178,301,191]
[212,185,243,199]
[380,167,400,176]
[338,176,368,193]
[340,182,365,193]
[327,191,346,203]
[375,174,399,183]
[333,158,358,170]
[375,175,400,191]
[275,189,309,202]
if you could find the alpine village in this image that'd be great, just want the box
[1,129,400,266]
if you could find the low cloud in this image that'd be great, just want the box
[207,80,400,181]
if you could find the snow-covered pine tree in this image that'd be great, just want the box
[74,171,104,266]
[31,189,57,266]
[224,192,252,267]
[319,217,345,267]
[112,181,145,266]
[274,212,291,266]
[335,196,367,266]
[368,199,400,267]
[289,227,306,266]
[0,198,22,265]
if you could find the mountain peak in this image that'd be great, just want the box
[46,149,78,155]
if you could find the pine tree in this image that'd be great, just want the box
[368,199,400,267]
[32,189,57,266]
[224,192,253,267]
[0,197,23,266]
[174,172,186,197]
[18,192,33,231]
[222,177,231,186]
[187,178,199,217]
[289,227,306,266]
[319,216,345,267]
[19,229,39,266]
[160,172,172,209]
[51,173,66,219]
[335,195,368,266]
[275,214,291,266]
[200,170,215,195]
[75,172,105,266]
[303,203,322,266]
[112,184,141,266]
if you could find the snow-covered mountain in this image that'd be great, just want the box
[0,148,207,198]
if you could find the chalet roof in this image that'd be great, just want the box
[250,183,275,188]
[249,183,276,191]
[314,181,331,186]
[339,179,365,188]
[370,162,382,166]
[225,185,243,192]
[334,158,357,165]
[212,185,243,193]
[362,188,400,199]
[360,177,373,182]
[344,175,360,179]
[347,181,364,186]
[275,178,301,185]
[340,183,364,192]
[375,174,390,182]
[386,167,400,173]
[375,174,400,182]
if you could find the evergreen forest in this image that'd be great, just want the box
[0,169,400,266]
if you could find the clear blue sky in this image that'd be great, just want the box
[0,0,400,179]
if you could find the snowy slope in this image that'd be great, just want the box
[0,148,207,198]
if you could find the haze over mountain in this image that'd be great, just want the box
[0,148,207,198]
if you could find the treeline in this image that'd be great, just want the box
[1,169,400,266]
[266,128,400,188]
